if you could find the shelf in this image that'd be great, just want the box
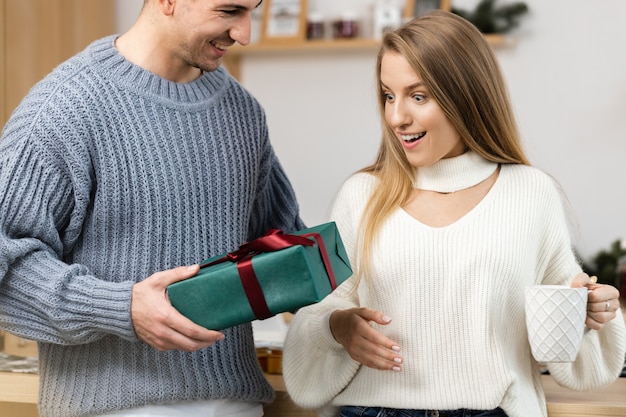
[234,34,508,54]
[223,34,510,81]
[229,38,381,55]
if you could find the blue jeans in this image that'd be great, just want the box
[339,406,508,417]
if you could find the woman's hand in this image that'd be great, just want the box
[571,273,621,330]
[329,307,403,371]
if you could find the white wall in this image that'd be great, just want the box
[115,0,626,263]
[115,0,142,33]
[492,0,626,263]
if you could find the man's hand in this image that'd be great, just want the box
[131,264,225,351]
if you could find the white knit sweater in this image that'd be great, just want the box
[283,163,626,417]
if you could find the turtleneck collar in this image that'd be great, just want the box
[414,151,498,193]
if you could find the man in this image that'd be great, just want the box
[0,1,304,416]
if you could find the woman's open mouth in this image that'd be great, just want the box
[401,132,426,143]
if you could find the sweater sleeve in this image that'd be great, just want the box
[0,101,137,345]
[538,177,626,389]
[282,174,372,409]
[282,280,362,409]
[246,116,305,238]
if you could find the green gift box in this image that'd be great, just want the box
[166,222,352,330]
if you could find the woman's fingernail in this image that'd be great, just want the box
[392,366,402,372]
[391,345,400,352]
[382,315,392,323]
[394,357,402,364]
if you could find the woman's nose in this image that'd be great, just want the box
[387,101,411,129]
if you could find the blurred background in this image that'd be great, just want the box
[2,0,626,277]
[1,2,625,415]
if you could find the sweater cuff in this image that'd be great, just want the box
[548,309,626,390]
[69,277,138,341]
[309,301,355,354]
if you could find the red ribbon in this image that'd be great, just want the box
[199,229,338,321]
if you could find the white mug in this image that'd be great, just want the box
[525,285,588,362]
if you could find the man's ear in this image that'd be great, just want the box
[157,0,175,16]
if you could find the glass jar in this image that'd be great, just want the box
[307,12,325,40]
[333,12,359,39]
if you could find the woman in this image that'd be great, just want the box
[282,11,625,417]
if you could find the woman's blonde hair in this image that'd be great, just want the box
[356,10,530,282]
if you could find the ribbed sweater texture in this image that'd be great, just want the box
[283,166,626,417]
[0,35,304,417]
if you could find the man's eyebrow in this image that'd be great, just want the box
[221,2,262,10]
[224,4,246,10]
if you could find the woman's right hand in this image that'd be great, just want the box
[329,307,403,371]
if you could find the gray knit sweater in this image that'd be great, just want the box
[0,35,304,417]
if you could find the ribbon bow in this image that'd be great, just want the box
[199,229,338,321]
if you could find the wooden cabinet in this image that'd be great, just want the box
[2,333,38,357]
[0,6,114,412]
[0,0,115,128]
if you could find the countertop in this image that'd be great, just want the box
[1,370,625,417]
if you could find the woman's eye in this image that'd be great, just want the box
[413,93,426,102]
[383,93,394,102]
